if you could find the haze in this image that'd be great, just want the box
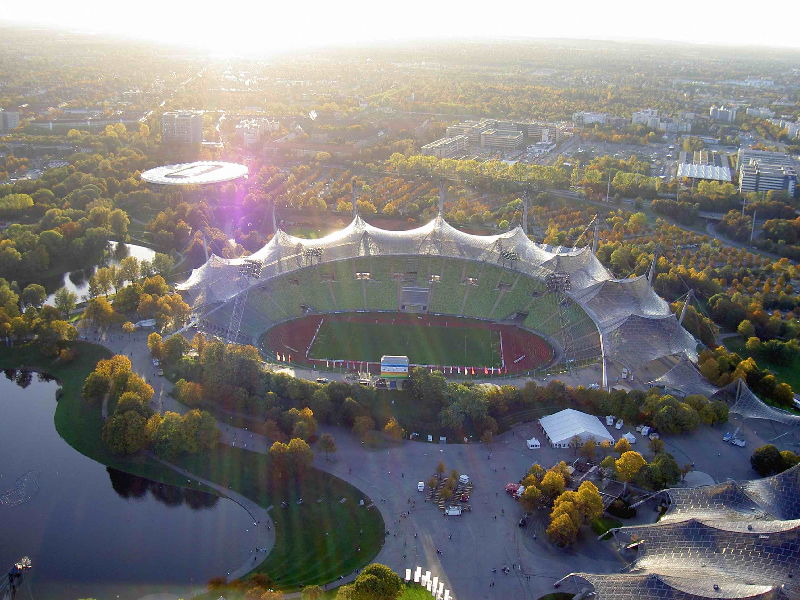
[4,0,800,55]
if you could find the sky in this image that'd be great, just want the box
[3,0,800,55]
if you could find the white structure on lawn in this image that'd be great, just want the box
[538,408,614,448]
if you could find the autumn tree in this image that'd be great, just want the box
[615,451,647,492]
[318,433,337,461]
[546,512,578,546]
[383,417,404,441]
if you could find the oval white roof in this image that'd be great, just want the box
[141,161,248,185]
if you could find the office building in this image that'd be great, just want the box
[161,111,203,144]
[737,149,797,196]
[236,118,279,148]
[573,111,609,126]
[709,105,738,123]
[480,129,523,150]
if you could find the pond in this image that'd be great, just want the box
[0,372,259,600]
[44,241,158,305]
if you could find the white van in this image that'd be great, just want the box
[417,481,425,492]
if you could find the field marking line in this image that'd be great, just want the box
[499,330,505,369]
[307,316,325,358]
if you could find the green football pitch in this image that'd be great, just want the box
[308,319,502,366]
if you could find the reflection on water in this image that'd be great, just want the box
[0,372,258,600]
[107,468,220,509]
[43,241,157,304]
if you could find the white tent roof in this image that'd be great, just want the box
[539,408,614,446]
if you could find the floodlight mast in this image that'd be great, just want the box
[546,271,574,370]
[225,259,262,345]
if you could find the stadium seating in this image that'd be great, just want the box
[201,254,601,367]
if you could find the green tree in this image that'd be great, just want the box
[751,444,789,476]
[53,287,77,318]
[737,319,756,339]
[350,563,402,600]
[21,284,46,307]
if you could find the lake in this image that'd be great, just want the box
[0,372,259,600]
[44,242,158,305]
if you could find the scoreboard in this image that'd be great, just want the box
[380,355,409,379]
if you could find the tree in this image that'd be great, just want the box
[539,470,566,499]
[53,287,77,318]
[102,410,148,454]
[615,451,647,491]
[352,415,376,439]
[82,371,111,402]
[519,483,542,512]
[649,437,665,455]
[383,417,404,441]
[575,480,604,522]
[318,433,337,461]
[737,319,756,339]
[546,512,578,547]
[436,460,446,479]
[751,444,789,476]
[614,437,632,455]
[122,321,136,337]
[301,585,324,600]
[21,284,46,308]
[83,296,116,328]
[350,563,402,600]
[579,438,597,461]
[147,332,164,359]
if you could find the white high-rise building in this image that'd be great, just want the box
[161,111,203,144]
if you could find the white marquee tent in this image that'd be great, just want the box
[538,408,614,448]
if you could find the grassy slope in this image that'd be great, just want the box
[310,320,501,366]
[176,446,384,589]
[723,336,800,391]
[0,342,384,590]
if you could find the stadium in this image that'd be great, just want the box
[177,198,699,386]
[140,161,248,185]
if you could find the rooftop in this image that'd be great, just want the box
[141,161,248,185]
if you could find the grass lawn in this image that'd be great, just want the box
[723,336,800,391]
[0,342,385,591]
[309,319,502,367]
[175,445,384,590]
[590,516,623,539]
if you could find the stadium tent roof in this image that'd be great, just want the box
[676,162,733,182]
[538,408,613,446]
[564,466,800,600]
[178,214,698,376]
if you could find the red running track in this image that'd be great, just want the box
[262,312,554,376]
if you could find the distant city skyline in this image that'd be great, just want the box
[3,0,800,56]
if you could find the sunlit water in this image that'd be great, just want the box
[0,372,259,600]
[44,242,158,305]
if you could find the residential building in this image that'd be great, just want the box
[161,111,203,144]
[572,111,609,126]
[745,106,775,119]
[709,105,738,123]
[0,109,20,131]
[737,149,797,196]
[421,135,468,158]
[235,118,279,148]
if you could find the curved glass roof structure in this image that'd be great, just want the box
[178,215,698,376]
[141,161,248,185]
